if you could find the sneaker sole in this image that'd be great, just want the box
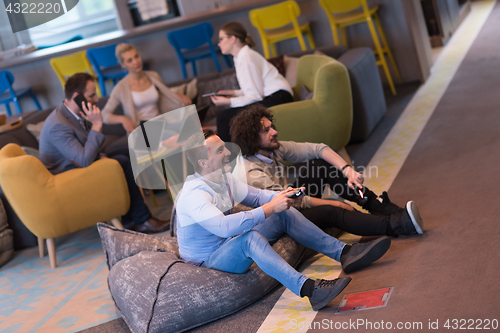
[311,276,352,311]
[406,201,423,234]
[342,237,391,274]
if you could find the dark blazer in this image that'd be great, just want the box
[39,103,105,174]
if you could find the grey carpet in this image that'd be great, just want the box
[346,81,421,168]
[311,1,500,331]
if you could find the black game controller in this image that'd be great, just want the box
[291,188,304,198]
[354,185,368,205]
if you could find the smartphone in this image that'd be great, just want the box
[291,188,304,198]
[73,94,88,116]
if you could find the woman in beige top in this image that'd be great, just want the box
[101,43,192,132]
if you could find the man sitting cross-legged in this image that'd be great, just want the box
[229,104,424,237]
[38,73,169,234]
[174,130,391,311]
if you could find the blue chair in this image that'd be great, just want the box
[0,71,42,116]
[167,22,232,79]
[87,44,129,96]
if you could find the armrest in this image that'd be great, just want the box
[271,100,325,144]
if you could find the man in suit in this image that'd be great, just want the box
[39,73,169,233]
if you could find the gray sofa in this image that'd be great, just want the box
[170,45,387,143]
[283,46,387,143]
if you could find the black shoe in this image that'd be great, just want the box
[406,201,424,234]
[308,277,352,311]
[364,191,404,216]
[132,217,170,234]
[340,237,391,273]
[390,201,424,235]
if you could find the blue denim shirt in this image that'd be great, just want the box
[176,172,278,265]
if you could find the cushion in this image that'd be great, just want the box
[299,85,314,101]
[97,223,178,269]
[268,55,286,76]
[98,223,313,333]
[0,118,23,134]
[169,78,198,101]
[26,121,45,141]
[283,56,299,88]
[313,49,327,56]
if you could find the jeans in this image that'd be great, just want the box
[201,207,346,296]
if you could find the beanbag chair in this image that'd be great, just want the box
[97,223,339,333]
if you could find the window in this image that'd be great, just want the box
[27,0,117,46]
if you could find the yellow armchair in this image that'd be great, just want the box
[0,144,130,268]
[269,54,353,161]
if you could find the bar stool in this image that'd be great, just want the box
[249,0,315,59]
[0,70,42,116]
[319,0,401,95]
[87,44,129,96]
[167,22,232,79]
[50,51,102,97]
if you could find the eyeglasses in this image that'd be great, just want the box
[218,35,232,42]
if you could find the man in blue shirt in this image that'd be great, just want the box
[175,130,391,311]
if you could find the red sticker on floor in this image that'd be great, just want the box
[335,287,394,314]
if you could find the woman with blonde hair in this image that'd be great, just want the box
[101,43,192,132]
[212,22,293,142]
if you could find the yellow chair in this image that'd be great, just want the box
[249,0,315,59]
[50,51,102,97]
[0,144,129,268]
[319,0,401,95]
[270,54,353,163]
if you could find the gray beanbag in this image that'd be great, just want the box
[97,223,335,333]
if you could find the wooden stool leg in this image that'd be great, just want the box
[46,238,57,269]
[38,237,45,258]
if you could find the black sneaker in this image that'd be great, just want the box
[406,201,423,234]
[389,201,424,235]
[340,237,391,273]
[309,277,352,311]
[364,191,404,216]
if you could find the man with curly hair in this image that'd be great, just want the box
[229,104,424,237]
[174,130,392,311]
